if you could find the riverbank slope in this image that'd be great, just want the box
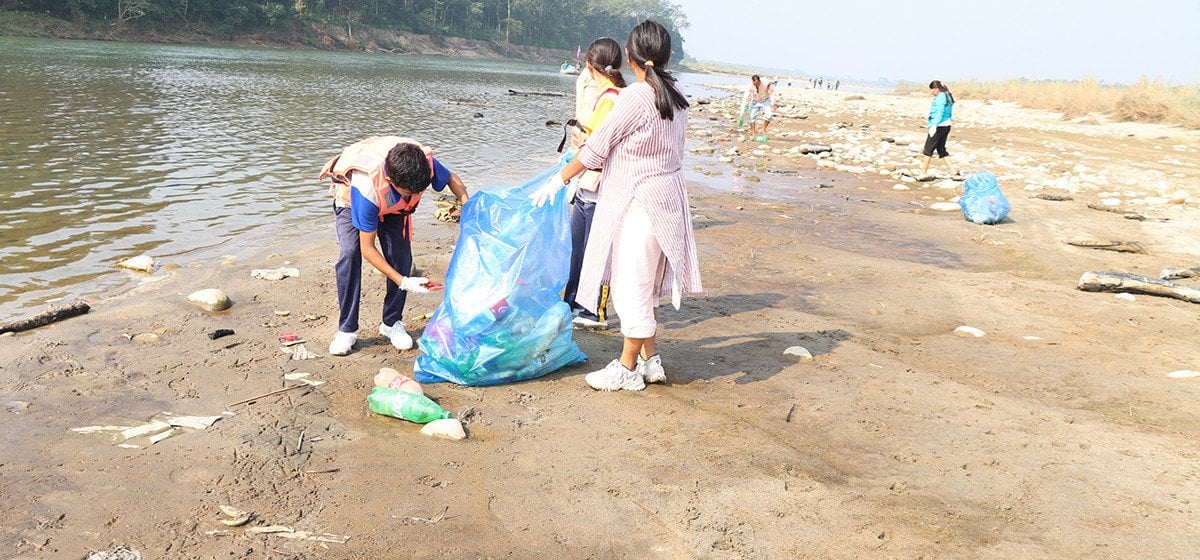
[0,11,573,62]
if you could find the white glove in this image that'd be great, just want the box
[529,174,566,208]
[565,178,579,204]
[399,276,431,293]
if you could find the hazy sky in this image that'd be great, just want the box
[674,0,1200,84]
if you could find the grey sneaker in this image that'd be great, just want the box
[638,354,665,384]
[585,359,645,391]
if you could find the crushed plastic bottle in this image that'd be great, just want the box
[373,367,424,395]
[367,387,451,423]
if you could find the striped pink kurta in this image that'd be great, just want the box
[574,81,702,314]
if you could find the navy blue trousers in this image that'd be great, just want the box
[563,196,596,314]
[334,206,412,333]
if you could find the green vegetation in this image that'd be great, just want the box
[898,77,1200,130]
[0,0,688,56]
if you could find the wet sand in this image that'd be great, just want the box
[2,86,1200,559]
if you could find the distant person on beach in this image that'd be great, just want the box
[919,80,961,178]
[746,74,775,141]
[835,80,840,90]
[319,137,470,356]
[530,19,701,391]
[562,37,627,329]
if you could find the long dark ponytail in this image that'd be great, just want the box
[929,80,954,105]
[585,37,626,88]
[626,20,688,120]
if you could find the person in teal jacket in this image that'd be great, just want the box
[919,80,960,178]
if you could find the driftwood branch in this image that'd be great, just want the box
[0,301,90,334]
[506,89,566,98]
[227,384,311,408]
[1078,271,1200,304]
[1066,240,1147,254]
[1085,203,1152,221]
[1033,193,1074,201]
[1161,266,1200,280]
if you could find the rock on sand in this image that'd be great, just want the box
[187,289,233,312]
[421,418,467,440]
[116,255,155,272]
[783,346,814,360]
[954,326,986,337]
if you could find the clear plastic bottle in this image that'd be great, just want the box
[373,367,424,395]
[367,387,451,424]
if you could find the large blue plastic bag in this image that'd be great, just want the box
[414,165,587,386]
[959,170,1011,224]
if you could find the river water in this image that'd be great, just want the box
[0,36,749,322]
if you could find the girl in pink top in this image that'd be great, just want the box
[531,20,703,391]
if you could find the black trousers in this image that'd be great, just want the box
[922,125,952,158]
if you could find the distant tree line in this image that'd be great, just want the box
[0,0,688,57]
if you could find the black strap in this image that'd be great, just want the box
[556,119,585,153]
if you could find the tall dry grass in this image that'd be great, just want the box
[897,77,1200,129]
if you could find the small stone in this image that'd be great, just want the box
[1167,370,1199,379]
[954,326,986,337]
[1100,197,1122,206]
[930,202,960,212]
[274,310,291,316]
[892,184,909,191]
[3,400,30,413]
[783,346,813,360]
[116,255,155,273]
[421,418,467,440]
[250,268,300,281]
[746,176,761,183]
[736,206,744,211]
[1114,293,1136,302]
[131,332,160,344]
[187,289,232,312]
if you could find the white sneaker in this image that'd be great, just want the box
[379,322,414,350]
[328,331,357,356]
[585,359,645,391]
[638,354,665,384]
[571,315,608,329]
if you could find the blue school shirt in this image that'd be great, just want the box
[348,158,452,233]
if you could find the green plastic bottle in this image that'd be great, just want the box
[367,386,451,424]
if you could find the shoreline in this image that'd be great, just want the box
[3,83,1200,558]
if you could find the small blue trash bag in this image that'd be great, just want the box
[413,165,587,386]
[959,170,1011,225]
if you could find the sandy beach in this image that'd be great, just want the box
[2,85,1199,559]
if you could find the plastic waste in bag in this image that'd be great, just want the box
[413,165,587,386]
[367,386,451,423]
[959,170,1010,225]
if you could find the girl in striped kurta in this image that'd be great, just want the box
[530,20,702,391]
